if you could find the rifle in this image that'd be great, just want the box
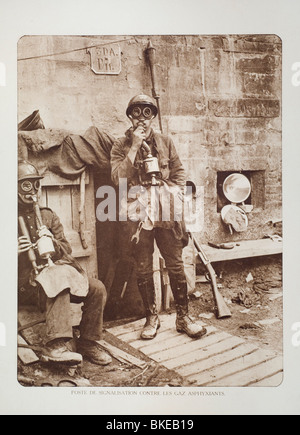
[146,40,163,133]
[188,231,232,319]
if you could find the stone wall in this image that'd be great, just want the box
[18,34,282,243]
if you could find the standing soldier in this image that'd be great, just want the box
[18,160,112,366]
[110,94,207,340]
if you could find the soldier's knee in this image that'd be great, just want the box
[88,278,107,303]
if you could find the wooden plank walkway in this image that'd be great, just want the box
[107,313,283,387]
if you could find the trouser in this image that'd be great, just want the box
[119,221,187,315]
[18,277,107,345]
[119,221,186,282]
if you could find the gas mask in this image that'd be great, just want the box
[128,105,161,186]
[18,178,41,207]
[18,176,55,267]
[129,104,155,121]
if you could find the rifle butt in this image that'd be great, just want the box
[206,263,232,319]
[188,232,231,318]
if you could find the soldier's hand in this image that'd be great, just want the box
[18,236,32,254]
[132,124,146,150]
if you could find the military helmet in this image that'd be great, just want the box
[126,94,158,118]
[18,160,43,181]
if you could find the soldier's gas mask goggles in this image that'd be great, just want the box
[128,105,155,121]
[18,178,41,205]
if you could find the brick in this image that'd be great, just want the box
[257,128,282,146]
[233,130,258,145]
[204,50,236,95]
[204,129,234,146]
[172,132,205,159]
[265,185,282,195]
[242,73,277,97]
[166,69,206,115]
[232,118,274,130]
[209,98,280,118]
[210,153,269,173]
[236,55,277,74]
[165,116,204,133]
[223,36,282,54]
[204,36,225,50]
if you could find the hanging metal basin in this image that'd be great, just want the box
[223,173,251,204]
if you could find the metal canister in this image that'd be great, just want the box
[36,227,55,259]
[144,155,160,175]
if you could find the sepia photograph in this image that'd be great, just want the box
[17,34,283,389]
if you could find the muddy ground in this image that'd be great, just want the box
[18,254,282,388]
[191,254,283,354]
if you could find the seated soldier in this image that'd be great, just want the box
[18,160,112,366]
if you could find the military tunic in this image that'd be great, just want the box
[18,205,106,344]
[110,128,188,281]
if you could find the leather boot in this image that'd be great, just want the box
[137,278,160,340]
[40,338,83,365]
[77,339,112,366]
[170,277,207,339]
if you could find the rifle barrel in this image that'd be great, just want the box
[146,40,163,133]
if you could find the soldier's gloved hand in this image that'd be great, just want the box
[132,124,146,150]
[18,236,32,254]
[38,225,53,239]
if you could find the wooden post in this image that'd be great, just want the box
[153,241,162,313]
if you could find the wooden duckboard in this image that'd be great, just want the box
[107,313,283,387]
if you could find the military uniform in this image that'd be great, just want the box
[18,205,107,345]
[110,94,206,340]
[111,127,188,281]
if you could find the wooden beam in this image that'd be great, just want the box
[199,238,283,263]
[18,335,39,365]
[96,339,147,369]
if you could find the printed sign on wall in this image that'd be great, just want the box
[87,43,121,75]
